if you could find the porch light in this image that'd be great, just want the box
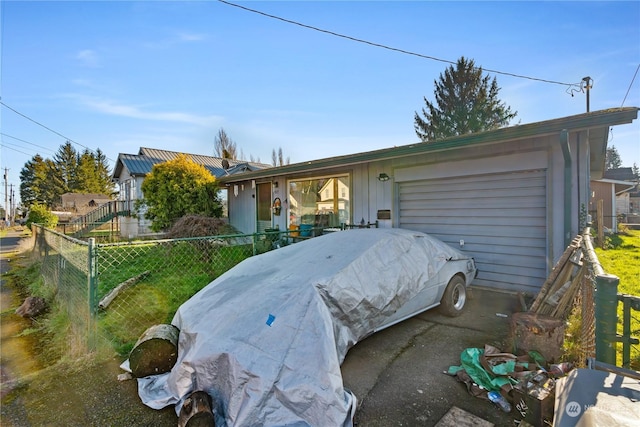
[377,173,390,182]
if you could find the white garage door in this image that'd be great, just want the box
[399,169,547,293]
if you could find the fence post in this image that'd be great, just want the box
[595,272,619,365]
[87,237,97,351]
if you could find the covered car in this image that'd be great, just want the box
[136,228,477,426]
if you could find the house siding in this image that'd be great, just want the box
[217,108,638,293]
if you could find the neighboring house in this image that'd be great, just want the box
[590,179,636,232]
[591,167,639,229]
[111,147,271,237]
[217,107,639,295]
[60,193,113,216]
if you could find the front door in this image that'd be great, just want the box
[256,182,272,232]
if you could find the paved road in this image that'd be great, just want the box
[0,229,24,256]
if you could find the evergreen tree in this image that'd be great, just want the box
[20,154,49,206]
[76,149,114,195]
[52,141,79,193]
[20,143,114,209]
[414,57,517,142]
[605,145,622,170]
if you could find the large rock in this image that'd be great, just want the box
[15,296,47,318]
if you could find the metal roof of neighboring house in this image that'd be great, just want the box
[603,167,636,181]
[112,147,272,181]
[216,107,639,184]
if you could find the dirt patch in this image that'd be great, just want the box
[0,357,177,427]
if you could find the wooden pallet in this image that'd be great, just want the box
[529,235,585,319]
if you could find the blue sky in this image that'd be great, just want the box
[1,1,639,204]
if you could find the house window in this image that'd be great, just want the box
[288,175,350,228]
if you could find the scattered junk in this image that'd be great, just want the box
[510,312,566,363]
[15,296,47,318]
[446,344,571,427]
[447,233,640,427]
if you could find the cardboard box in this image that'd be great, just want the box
[512,374,555,427]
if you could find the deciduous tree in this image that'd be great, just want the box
[214,128,237,160]
[139,154,223,231]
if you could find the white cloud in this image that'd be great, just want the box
[76,49,100,67]
[177,32,206,42]
[70,95,223,126]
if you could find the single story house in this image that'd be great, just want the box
[591,167,640,229]
[217,107,639,294]
[590,179,636,232]
[111,147,271,237]
[60,192,113,215]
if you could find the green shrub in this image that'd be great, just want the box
[26,203,59,229]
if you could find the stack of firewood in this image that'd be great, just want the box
[529,235,585,319]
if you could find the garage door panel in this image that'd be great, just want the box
[473,275,533,289]
[401,213,546,227]
[478,262,546,285]
[402,186,546,201]
[401,197,544,209]
[400,207,547,218]
[399,169,546,293]
[400,175,545,191]
[412,224,546,239]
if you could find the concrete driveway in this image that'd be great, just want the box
[342,287,520,427]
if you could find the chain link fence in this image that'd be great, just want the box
[30,224,303,357]
[29,224,637,368]
[33,226,93,358]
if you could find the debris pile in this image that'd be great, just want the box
[164,215,237,239]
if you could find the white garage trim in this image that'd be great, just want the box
[398,169,547,293]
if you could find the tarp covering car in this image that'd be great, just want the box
[135,228,473,426]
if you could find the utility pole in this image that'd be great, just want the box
[9,184,15,222]
[3,168,8,226]
[582,76,593,113]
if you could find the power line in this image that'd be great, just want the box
[0,101,116,163]
[0,142,32,157]
[217,0,582,89]
[1,132,57,155]
[621,63,640,107]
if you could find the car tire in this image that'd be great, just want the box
[439,275,467,317]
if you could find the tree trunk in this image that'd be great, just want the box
[129,324,179,378]
[99,270,150,310]
[178,390,215,427]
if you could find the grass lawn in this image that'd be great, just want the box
[595,228,640,368]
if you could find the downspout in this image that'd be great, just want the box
[560,129,572,247]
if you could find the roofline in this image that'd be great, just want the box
[217,107,639,183]
[594,178,638,185]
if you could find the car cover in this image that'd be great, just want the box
[135,228,466,426]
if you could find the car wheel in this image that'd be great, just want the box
[440,275,467,317]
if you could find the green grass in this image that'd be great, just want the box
[595,229,640,368]
[94,240,253,354]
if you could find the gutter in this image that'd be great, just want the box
[560,129,572,247]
